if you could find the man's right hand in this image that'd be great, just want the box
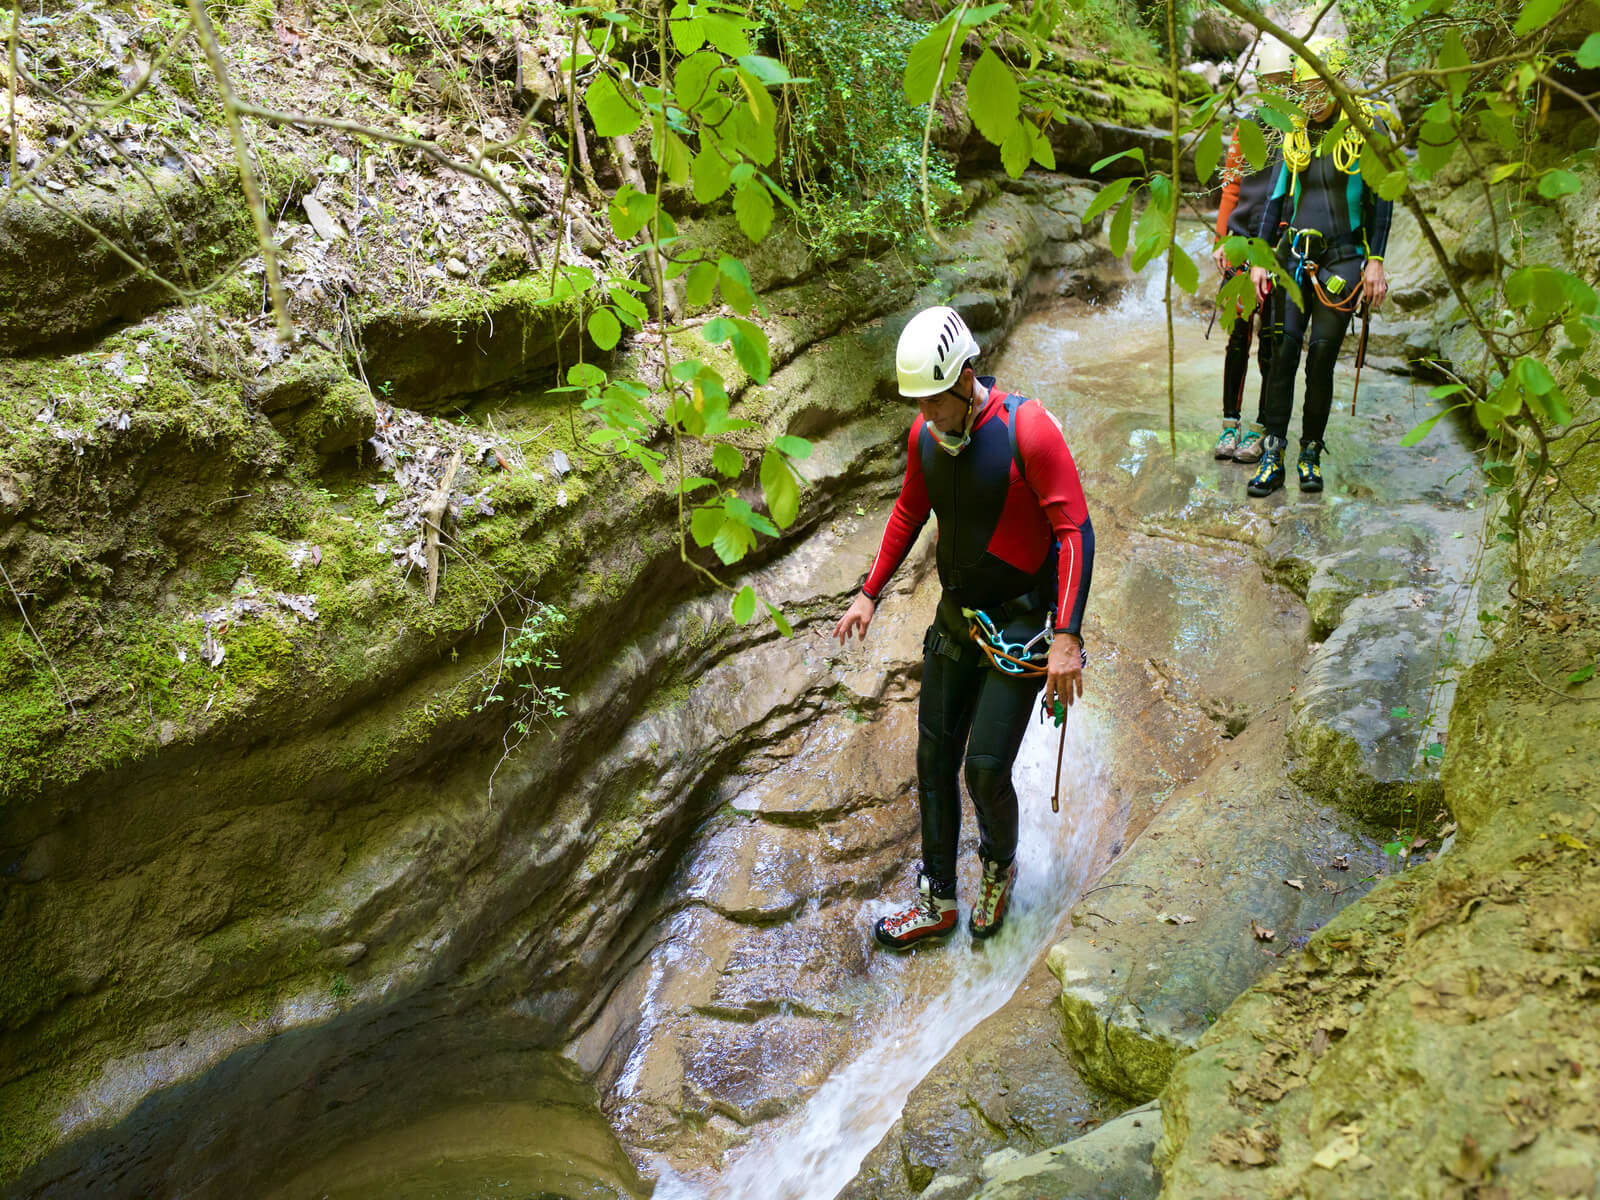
[1212,243,1230,276]
[1250,265,1272,305]
[834,593,876,643]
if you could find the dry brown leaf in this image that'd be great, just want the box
[1285,877,1304,890]
[1330,853,1350,870]
[1209,1123,1279,1168]
[1251,919,1275,941]
[1157,911,1196,925]
[1311,1124,1362,1169]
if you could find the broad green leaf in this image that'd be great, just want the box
[1170,245,1199,294]
[669,13,705,54]
[960,2,1008,24]
[702,14,752,57]
[1579,33,1600,69]
[731,585,757,625]
[677,475,716,495]
[726,495,779,537]
[968,50,1021,145]
[691,142,732,204]
[1416,119,1458,176]
[690,504,722,547]
[1029,122,1056,169]
[1089,146,1144,173]
[1569,663,1596,684]
[773,434,812,459]
[1108,193,1134,258]
[655,126,692,186]
[1515,355,1556,395]
[1490,161,1523,183]
[718,257,756,314]
[1130,231,1167,273]
[1391,706,1412,719]
[730,68,777,163]
[1237,119,1267,171]
[686,260,718,308]
[1222,235,1249,269]
[760,448,800,528]
[567,362,606,389]
[1399,405,1463,446]
[713,442,743,476]
[1196,122,1224,183]
[609,286,649,328]
[588,308,622,350]
[675,50,722,110]
[585,73,642,138]
[1376,165,1409,201]
[764,600,794,637]
[704,316,772,383]
[608,184,655,240]
[734,179,775,242]
[1439,30,1470,101]
[1539,169,1582,198]
[1000,118,1031,177]
[1514,0,1564,37]
[711,514,757,564]
[737,54,796,85]
[1084,175,1135,223]
[904,17,957,105]
[1429,383,1468,398]
[1255,106,1294,134]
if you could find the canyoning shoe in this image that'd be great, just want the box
[1213,422,1240,460]
[1246,436,1287,497]
[1233,424,1266,463]
[874,873,958,950]
[1297,440,1325,492]
[968,857,1016,940]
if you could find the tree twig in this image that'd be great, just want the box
[1,561,77,717]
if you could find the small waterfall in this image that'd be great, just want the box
[652,709,1113,1200]
[1108,228,1216,323]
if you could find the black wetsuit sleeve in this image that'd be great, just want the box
[1257,159,1287,245]
[1364,185,1393,259]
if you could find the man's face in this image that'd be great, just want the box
[917,372,972,434]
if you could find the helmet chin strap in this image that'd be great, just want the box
[931,388,977,457]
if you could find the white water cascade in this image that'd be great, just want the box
[651,706,1114,1200]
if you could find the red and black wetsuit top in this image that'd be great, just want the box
[862,381,1094,636]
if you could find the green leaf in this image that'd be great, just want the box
[1399,405,1464,447]
[1489,162,1523,184]
[588,308,622,351]
[1514,0,1564,37]
[1029,122,1056,169]
[567,362,606,389]
[655,127,691,186]
[717,256,756,314]
[1439,30,1470,101]
[609,286,649,326]
[608,184,656,240]
[726,495,779,537]
[999,118,1031,177]
[711,514,757,564]
[761,448,800,528]
[1578,32,1600,69]
[1170,245,1199,294]
[1196,122,1224,183]
[1391,706,1412,719]
[1539,169,1582,198]
[668,14,706,54]
[675,50,722,110]
[1515,355,1556,395]
[730,68,777,163]
[904,17,957,105]
[763,600,794,637]
[704,316,772,383]
[733,179,775,242]
[701,14,752,57]
[1376,165,1409,201]
[968,49,1020,145]
[731,584,758,625]
[1423,742,1444,762]
[1084,175,1135,223]
[773,434,812,459]
[736,54,796,85]
[1089,146,1144,174]
[584,73,642,138]
[676,475,716,495]
[690,503,722,547]
[686,261,718,309]
[1108,193,1134,258]
[1237,119,1267,171]
[1383,841,1405,857]
[960,2,1008,24]
[1569,663,1596,685]
[713,443,743,477]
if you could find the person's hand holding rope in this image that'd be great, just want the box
[1361,258,1387,309]
[1045,631,1083,719]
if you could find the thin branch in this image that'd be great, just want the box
[918,1,967,250]
[1,561,77,717]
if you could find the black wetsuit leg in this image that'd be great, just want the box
[1261,258,1361,442]
[1221,300,1254,422]
[917,607,1045,888]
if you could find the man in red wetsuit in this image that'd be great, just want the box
[833,306,1094,949]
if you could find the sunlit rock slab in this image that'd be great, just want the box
[969,1099,1162,1200]
[1046,715,1385,1101]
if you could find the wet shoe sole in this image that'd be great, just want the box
[873,920,957,951]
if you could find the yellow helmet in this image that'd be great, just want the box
[1292,36,1349,84]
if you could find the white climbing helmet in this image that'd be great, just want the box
[896,305,981,399]
[1253,35,1294,82]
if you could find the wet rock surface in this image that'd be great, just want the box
[971,1099,1162,1200]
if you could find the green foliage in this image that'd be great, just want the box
[762,0,958,254]
[475,601,569,734]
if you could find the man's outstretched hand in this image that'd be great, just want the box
[834,593,876,643]
[1045,632,1084,719]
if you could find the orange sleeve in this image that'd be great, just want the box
[1215,128,1244,243]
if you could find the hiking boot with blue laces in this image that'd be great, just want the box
[1247,435,1287,497]
[1297,439,1325,492]
[1233,423,1266,463]
[1213,421,1240,460]
[969,856,1016,940]
[874,871,958,950]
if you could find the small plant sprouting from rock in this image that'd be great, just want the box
[474,600,570,795]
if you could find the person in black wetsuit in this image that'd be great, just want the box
[832,306,1094,950]
[1247,37,1392,497]
[1210,36,1293,465]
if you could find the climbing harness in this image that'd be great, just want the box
[965,606,1052,677]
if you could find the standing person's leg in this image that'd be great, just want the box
[962,662,1046,938]
[1215,280,1251,459]
[875,617,983,948]
[1249,276,1309,497]
[1296,258,1362,492]
[1235,298,1273,464]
